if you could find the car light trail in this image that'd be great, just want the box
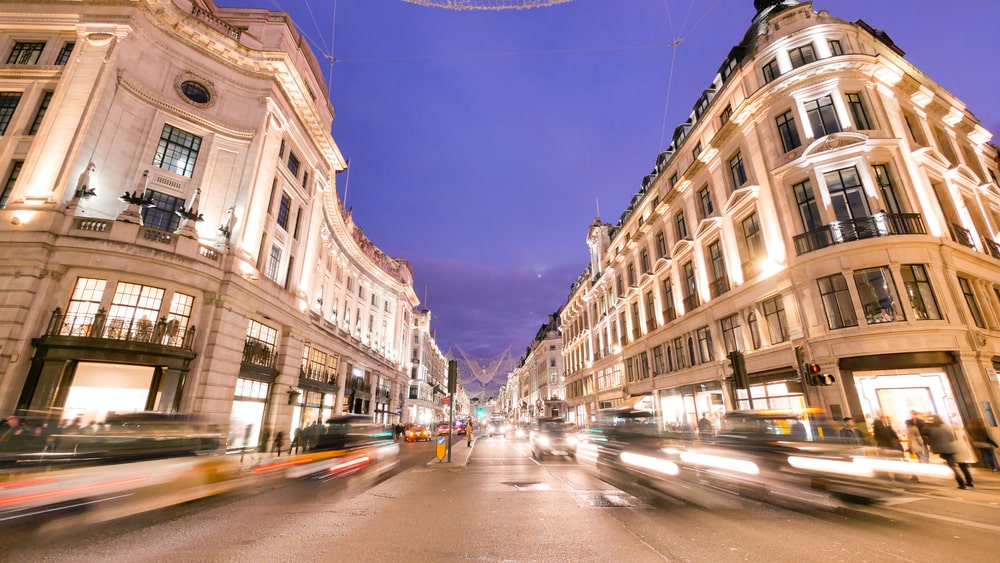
[620,452,679,476]
[679,451,760,475]
[328,456,370,473]
[0,475,149,508]
[787,456,873,478]
[851,457,955,478]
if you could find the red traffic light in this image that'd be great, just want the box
[806,363,822,374]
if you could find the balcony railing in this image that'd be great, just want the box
[191,4,243,40]
[299,365,338,386]
[793,212,926,255]
[949,222,976,248]
[345,378,371,394]
[982,237,1000,259]
[44,308,195,349]
[682,293,699,312]
[243,336,277,368]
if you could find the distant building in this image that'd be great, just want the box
[0,0,419,451]
[561,1,1000,441]
[408,308,448,426]
[513,312,564,421]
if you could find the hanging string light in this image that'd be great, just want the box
[402,0,573,10]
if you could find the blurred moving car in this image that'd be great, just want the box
[512,423,531,440]
[0,412,222,470]
[403,424,431,442]
[530,417,578,461]
[594,408,951,510]
[281,415,398,480]
[453,420,467,435]
[487,418,508,438]
[435,424,451,435]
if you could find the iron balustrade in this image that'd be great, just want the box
[299,365,339,385]
[242,336,277,368]
[793,212,926,255]
[949,222,976,248]
[982,237,1000,259]
[682,293,700,312]
[345,378,371,394]
[45,308,195,349]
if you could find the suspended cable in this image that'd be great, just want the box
[656,0,723,151]
[334,42,675,64]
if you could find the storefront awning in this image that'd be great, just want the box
[620,395,648,408]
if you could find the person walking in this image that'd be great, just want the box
[272,431,285,457]
[698,414,713,437]
[906,418,928,463]
[466,422,474,447]
[967,417,999,472]
[839,417,868,446]
[926,416,974,489]
[872,414,904,452]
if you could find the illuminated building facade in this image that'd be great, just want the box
[407,308,448,426]
[0,0,419,451]
[561,1,1000,443]
[513,312,564,421]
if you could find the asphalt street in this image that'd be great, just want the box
[4,434,1000,562]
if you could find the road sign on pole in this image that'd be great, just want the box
[436,434,447,462]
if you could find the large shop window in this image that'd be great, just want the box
[229,378,268,451]
[63,363,155,424]
[659,381,725,430]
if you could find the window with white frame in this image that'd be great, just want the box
[804,95,841,137]
[152,124,201,178]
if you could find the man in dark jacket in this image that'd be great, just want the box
[839,417,868,445]
[926,416,973,489]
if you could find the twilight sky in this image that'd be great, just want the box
[217,0,1000,376]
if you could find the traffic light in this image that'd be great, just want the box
[802,363,835,386]
[447,360,457,394]
[729,351,749,390]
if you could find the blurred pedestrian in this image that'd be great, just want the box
[926,416,973,489]
[967,417,999,472]
[698,414,713,437]
[906,419,928,463]
[272,431,285,457]
[873,414,903,452]
[840,417,868,445]
[1,415,26,447]
[466,422,474,447]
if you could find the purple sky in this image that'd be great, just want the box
[217,0,1000,372]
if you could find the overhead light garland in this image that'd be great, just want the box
[402,0,572,10]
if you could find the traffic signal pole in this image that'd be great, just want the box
[447,360,457,463]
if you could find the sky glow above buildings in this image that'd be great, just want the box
[218,0,1000,363]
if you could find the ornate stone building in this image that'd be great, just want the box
[512,312,564,421]
[0,0,419,451]
[561,0,1000,445]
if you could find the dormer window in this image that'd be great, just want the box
[761,58,779,83]
[788,44,816,69]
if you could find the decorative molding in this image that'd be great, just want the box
[117,71,253,140]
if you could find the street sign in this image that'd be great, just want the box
[436,434,447,462]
